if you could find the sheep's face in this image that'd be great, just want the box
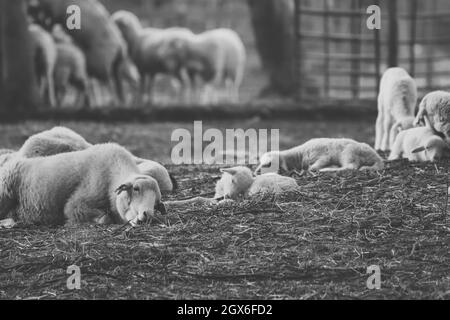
[254,152,284,175]
[115,176,166,226]
[428,103,450,142]
[412,137,450,161]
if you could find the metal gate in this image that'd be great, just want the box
[294,0,450,102]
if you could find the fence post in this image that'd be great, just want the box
[387,0,398,67]
[409,0,418,77]
[294,0,302,102]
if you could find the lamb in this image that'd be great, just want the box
[214,166,298,200]
[254,138,384,174]
[28,23,57,108]
[388,126,450,162]
[14,127,177,192]
[0,143,166,227]
[413,90,450,143]
[375,67,417,151]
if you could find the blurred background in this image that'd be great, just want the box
[1,0,450,117]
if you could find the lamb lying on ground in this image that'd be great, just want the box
[388,126,450,162]
[255,138,384,175]
[0,143,166,227]
[214,166,298,200]
[6,126,176,193]
[375,67,417,151]
[414,90,450,143]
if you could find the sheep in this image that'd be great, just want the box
[158,28,247,103]
[28,0,139,105]
[214,166,298,200]
[254,138,384,174]
[28,23,57,108]
[111,11,194,102]
[18,126,91,158]
[53,41,90,108]
[14,126,177,192]
[414,90,450,143]
[137,160,177,193]
[388,126,450,162]
[0,143,166,226]
[375,67,417,151]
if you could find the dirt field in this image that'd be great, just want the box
[0,120,449,299]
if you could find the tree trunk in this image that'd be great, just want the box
[0,0,38,111]
[247,0,296,97]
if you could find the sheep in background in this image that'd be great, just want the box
[54,42,90,108]
[388,126,450,162]
[111,10,194,103]
[28,0,139,105]
[414,90,450,143]
[28,23,57,108]
[255,138,384,174]
[160,28,246,104]
[214,166,298,200]
[375,67,417,151]
[0,143,166,227]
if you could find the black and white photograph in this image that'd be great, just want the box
[0,0,449,303]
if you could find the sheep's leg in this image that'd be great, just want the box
[381,116,393,152]
[309,157,331,172]
[47,71,56,108]
[375,97,384,150]
[64,194,111,225]
[319,163,359,172]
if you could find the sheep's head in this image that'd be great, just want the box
[219,167,254,200]
[254,151,285,175]
[411,136,450,162]
[115,175,166,226]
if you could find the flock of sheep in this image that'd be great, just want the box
[1,65,449,228]
[27,0,246,108]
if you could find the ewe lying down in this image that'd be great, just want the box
[255,138,384,174]
[8,126,176,193]
[0,144,166,226]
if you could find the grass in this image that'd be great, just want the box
[0,120,449,299]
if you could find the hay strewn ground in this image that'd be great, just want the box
[0,120,449,299]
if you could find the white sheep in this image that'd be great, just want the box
[29,23,57,108]
[160,28,247,104]
[111,10,194,102]
[0,143,166,227]
[414,90,450,143]
[375,67,417,151]
[255,138,384,174]
[137,160,177,193]
[18,126,91,158]
[54,42,91,107]
[14,127,177,192]
[214,166,298,200]
[388,126,450,162]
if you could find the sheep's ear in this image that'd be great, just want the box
[115,183,132,195]
[155,201,167,215]
[220,168,238,175]
[411,146,426,154]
